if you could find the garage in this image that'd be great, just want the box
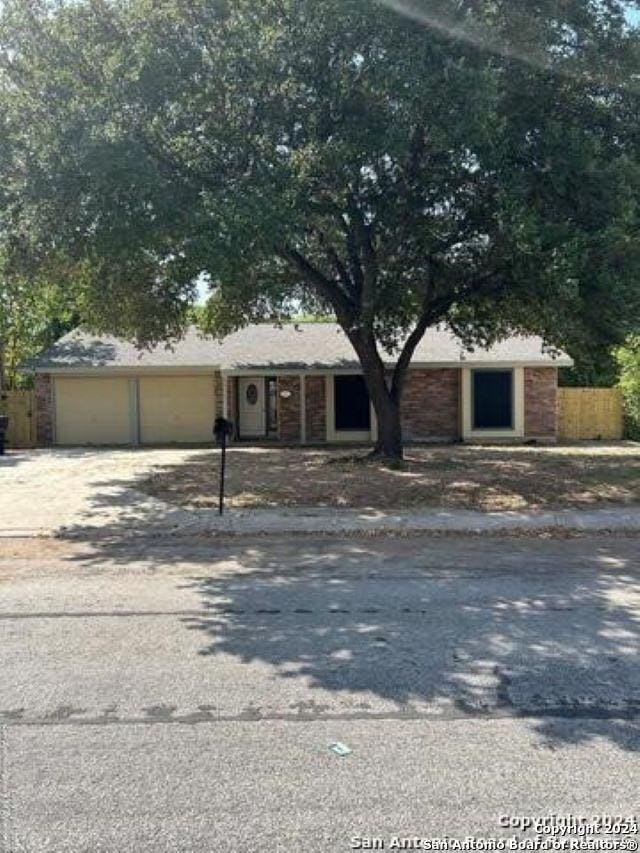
[54,376,133,445]
[138,375,215,444]
[53,373,216,446]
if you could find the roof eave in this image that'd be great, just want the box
[30,359,574,374]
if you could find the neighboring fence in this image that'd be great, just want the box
[557,387,624,441]
[2,389,37,448]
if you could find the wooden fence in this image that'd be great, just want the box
[557,387,624,441]
[2,389,37,448]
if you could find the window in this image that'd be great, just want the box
[334,375,370,431]
[472,370,513,430]
[266,377,278,434]
[245,382,259,405]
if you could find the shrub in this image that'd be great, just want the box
[616,338,640,440]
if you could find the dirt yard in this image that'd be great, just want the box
[139,443,640,512]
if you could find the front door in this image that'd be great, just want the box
[238,378,267,438]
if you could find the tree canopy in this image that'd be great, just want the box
[0,245,80,392]
[2,0,640,453]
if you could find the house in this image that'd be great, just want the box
[30,322,572,446]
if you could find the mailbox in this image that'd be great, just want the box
[213,417,233,515]
[213,417,234,444]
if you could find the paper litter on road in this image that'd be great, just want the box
[328,742,352,756]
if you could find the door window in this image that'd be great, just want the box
[245,383,259,405]
[266,378,278,434]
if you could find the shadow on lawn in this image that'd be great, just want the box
[63,502,640,753]
[134,444,640,511]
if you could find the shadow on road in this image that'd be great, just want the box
[181,553,640,750]
[61,526,640,752]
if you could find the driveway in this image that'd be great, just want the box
[0,448,210,537]
[0,535,638,851]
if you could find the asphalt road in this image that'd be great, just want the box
[0,535,638,852]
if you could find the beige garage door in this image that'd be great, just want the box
[139,375,215,444]
[55,377,132,445]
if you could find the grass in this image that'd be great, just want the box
[139,442,640,512]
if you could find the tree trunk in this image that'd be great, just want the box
[370,390,403,460]
[351,335,406,461]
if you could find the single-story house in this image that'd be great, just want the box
[30,322,572,446]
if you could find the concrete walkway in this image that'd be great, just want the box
[63,504,640,539]
[2,448,639,539]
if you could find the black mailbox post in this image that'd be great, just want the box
[0,415,8,456]
[213,417,234,515]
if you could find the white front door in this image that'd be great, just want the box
[238,378,266,438]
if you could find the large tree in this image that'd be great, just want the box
[0,244,80,394]
[2,0,640,456]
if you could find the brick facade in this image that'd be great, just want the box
[524,367,558,438]
[277,375,301,443]
[402,368,460,441]
[227,367,557,445]
[305,376,326,443]
[35,373,54,446]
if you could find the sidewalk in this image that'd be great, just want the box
[60,501,640,539]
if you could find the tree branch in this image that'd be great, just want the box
[277,245,355,325]
[390,271,509,400]
[312,229,355,298]
[132,129,221,196]
[345,224,364,297]
[346,192,377,325]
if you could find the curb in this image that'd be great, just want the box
[51,506,640,540]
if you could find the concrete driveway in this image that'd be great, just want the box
[0,448,210,537]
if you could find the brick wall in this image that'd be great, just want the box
[401,368,460,441]
[305,376,326,443]
[277,375,301,443]
[35,374,54,446]
[525,367,558,438]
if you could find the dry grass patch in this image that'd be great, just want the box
[138,442,640,512]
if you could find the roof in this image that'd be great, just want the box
[30,323,573,372]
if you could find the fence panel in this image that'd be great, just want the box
[558,387,624,440]
[3,390,37,448]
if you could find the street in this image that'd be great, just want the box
[0,535,638,852]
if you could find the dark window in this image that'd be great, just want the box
[334,375,370,431]
[473,370,513,430]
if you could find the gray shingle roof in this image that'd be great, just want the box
[30,323,573,372]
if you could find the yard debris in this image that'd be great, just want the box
[328,741,352,757]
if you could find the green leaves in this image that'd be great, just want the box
[0,0,638,358]
[616,336,640,437]
[0,250,80,389]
